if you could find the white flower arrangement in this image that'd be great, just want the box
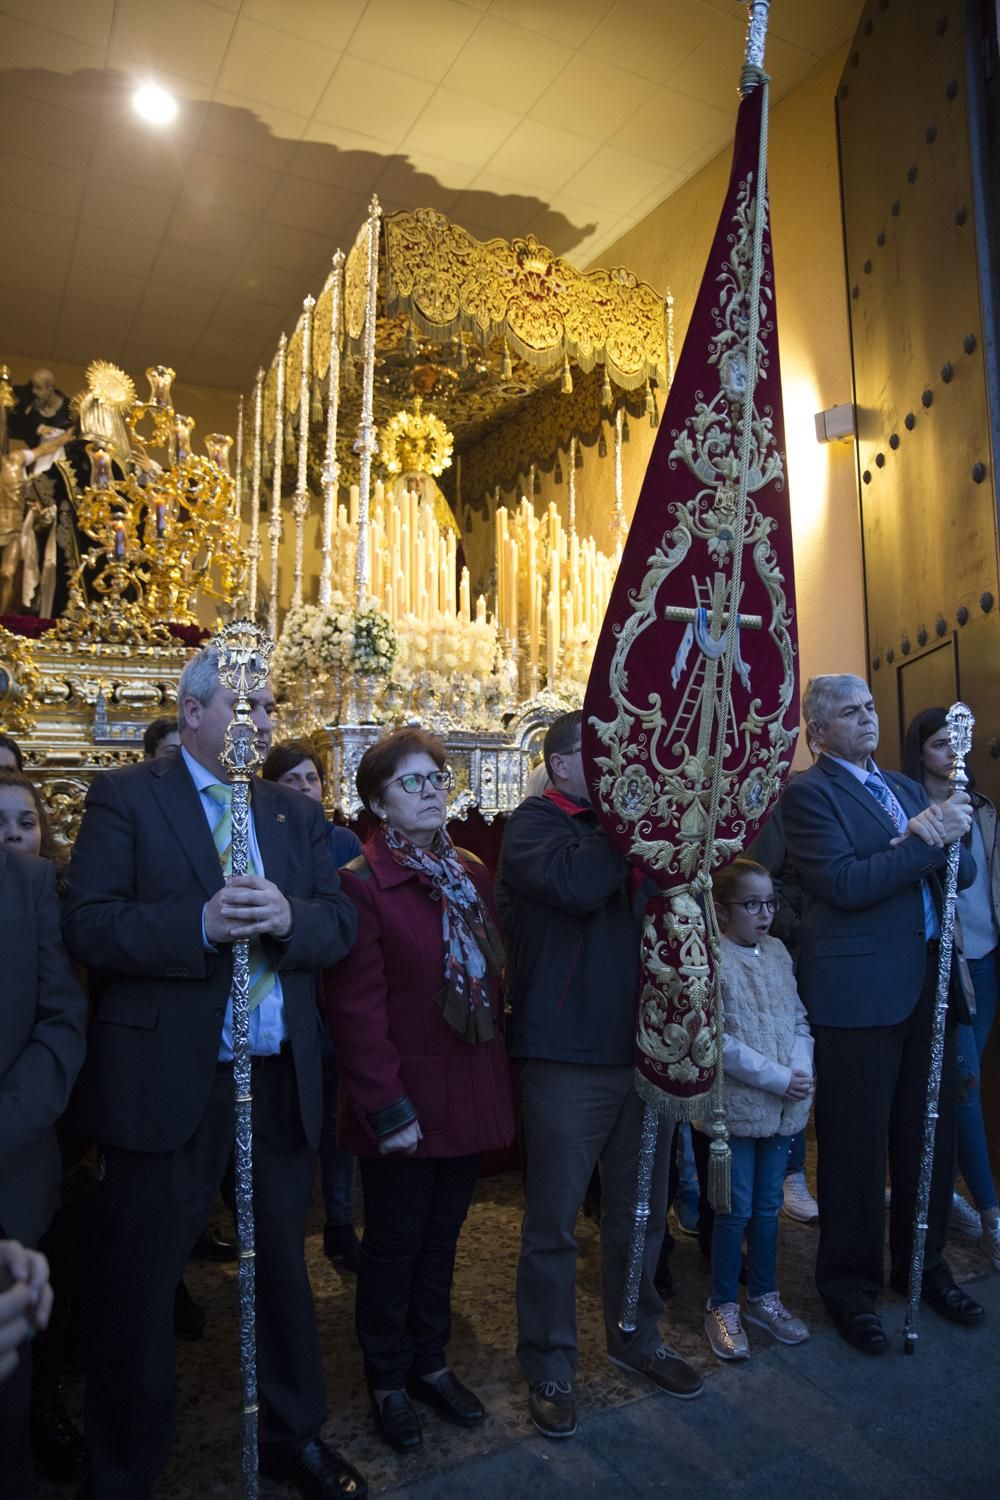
[350,604,396,676]
[273,594,395,690]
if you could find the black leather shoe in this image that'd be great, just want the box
[921,1282,986,1325]
[31,1388,88,1483]
[834,1311,888,1354]
[173,1279,206,1341]
[371,1391,423,1453]
[528,1380,577,1438]
[324,1221,361,1275]
[407,1370,485,1427]
[260,1436,368,1498]
[189,1226,239,1262]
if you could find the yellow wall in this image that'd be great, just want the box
[507,48,866,764]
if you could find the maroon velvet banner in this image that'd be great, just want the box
[582,84,799,1119]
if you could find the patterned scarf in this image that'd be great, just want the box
[382,823,503,1045]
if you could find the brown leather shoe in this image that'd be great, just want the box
[528,1380,577,1438]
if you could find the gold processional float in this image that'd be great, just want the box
[0,201,672,837]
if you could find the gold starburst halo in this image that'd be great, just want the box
[79,360,137,413]
[380,396,453,478]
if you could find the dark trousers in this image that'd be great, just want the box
[813,953,959,1320]
[0,1221,32,1500]
[516,1061,672,1384]
[357,1152,480,1390]
[85,1049,327,1499]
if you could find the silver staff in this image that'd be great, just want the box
[618,0,772,1339]
[217,619,275,1493]
[903,699,974,1354]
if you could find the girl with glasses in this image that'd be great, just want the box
[322,728,514,1455]
[702,858,815,1362]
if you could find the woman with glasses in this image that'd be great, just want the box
[323,727,514,1454]
[701,858,815,1363]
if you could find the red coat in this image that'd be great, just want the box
[322,830,515,1159]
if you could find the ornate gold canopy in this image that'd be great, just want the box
[260,208,671,499]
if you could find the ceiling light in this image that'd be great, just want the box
[132,80,178,127]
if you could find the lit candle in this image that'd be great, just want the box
[459,566,470,621]
[349,484,359,526]
[476,593,486,624]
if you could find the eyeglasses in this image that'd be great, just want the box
[722,897,780,915]
[383,768,453,796]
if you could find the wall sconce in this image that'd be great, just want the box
[814,403,856,443]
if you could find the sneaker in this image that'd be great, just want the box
[744,1290,810,1345]
[608,1344,703,1399]
[528,1381,577,1439]
[782,1172,819,1223]
[981,1215,1000,1271]
[948,1192,982,1239]
[704,1300,749,1361]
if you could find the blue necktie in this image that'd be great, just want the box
[865,772,907,834]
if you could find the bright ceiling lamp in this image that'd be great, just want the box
[132,79,178,126]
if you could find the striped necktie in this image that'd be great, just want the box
[865,771,907,834]
[204,782,276,1013]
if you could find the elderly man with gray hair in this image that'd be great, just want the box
[782,674,982,1354]
[63,645,366,1500]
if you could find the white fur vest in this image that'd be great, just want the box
[719,935,813,1139]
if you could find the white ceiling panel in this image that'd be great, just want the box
[0,0,862,391]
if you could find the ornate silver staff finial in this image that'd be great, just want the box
[215,617,274,1497]
[903,698,975,1355]
[741,0,771,96]
[946,700,974,786]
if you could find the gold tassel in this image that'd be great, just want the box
[554,458,563,484]
[598,429,607,459]
[708,1131,732,1215]
[621,415,630,444]
[601,368,612,406]
[501,342,513,380]
[644,380,655,418]
[561,353,573,394]
[310,379,323,426]
[574,441,583,470]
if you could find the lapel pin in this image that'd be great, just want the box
[276,813,286,823]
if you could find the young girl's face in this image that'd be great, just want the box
[0,785,42,856]
[921,727,954,784]
[717,870,776,947]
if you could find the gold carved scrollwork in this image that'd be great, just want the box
[345,220,371,343]
[383,209,667,387]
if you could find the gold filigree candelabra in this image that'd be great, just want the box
[62,364,242,642]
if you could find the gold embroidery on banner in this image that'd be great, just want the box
[588,172,797,1093]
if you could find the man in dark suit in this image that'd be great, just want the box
[63,645,365,1500]
[0,848,87,1500]
[782,674,982,1354]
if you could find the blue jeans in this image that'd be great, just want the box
[785,1129,806,1175]
[710,1134,791,1305]
[319,1026,356,1226]
[955,951,999,1212]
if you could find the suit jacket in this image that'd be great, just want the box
[62,752,357,1154]
[323,830,515,1159]
[782,755,975,1028]
[0,850,87,1246]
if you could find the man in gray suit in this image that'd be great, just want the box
[0,848,87,1499]
[783,674,981,1354]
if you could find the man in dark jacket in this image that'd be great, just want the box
[783,674,982,1354]
[497,711,702,1440]
[63,646,365,1500]
[0,848,87,1500]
